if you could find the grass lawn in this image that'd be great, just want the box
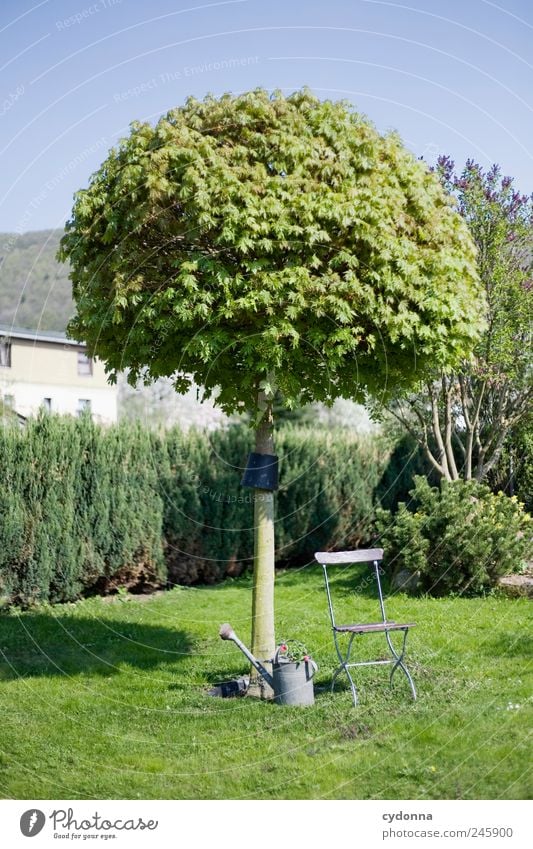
[0,564,531,800]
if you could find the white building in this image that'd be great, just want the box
[0,325,117,424]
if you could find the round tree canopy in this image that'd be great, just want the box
[60,88,482,414]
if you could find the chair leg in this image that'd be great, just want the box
[332,632,358,706]
[385,628,417,700]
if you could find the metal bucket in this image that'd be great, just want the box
[272,658,317,706]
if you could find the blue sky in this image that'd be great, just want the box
[1,0,531,232]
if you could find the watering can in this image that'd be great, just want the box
[219,623,317,706]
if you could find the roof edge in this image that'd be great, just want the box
[0,325,84,348]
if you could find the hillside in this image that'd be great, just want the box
[0,229,73,332]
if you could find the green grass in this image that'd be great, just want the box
[0,565,531,799]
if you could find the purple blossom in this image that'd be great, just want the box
[436,154,455,184]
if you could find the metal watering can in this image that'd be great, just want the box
[219,623,317,706]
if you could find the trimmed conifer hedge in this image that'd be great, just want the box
[0,417,384,605]
[156,425,384,585]
[0,415,165,606]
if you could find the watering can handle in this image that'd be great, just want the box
[308,658,318,678]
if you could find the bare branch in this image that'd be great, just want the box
[385,400,447,478]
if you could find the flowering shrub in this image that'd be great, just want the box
[376,476,532,595]
[277,640,311,663]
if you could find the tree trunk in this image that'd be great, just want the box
[442,377,459,480]
[429,386,452,481]
[248,393,275,700]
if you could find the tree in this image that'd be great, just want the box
[379,158,532,483]
[59,88,482,695]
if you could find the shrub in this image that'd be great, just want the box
[161,425,251,585]
[0,417,385,604]
[0,415,165,606]
[374,433,436,512]
[162,424,385,584]
[275,427,383,565]
[376,476,532,595]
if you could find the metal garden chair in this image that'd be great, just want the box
[314,548,417,706]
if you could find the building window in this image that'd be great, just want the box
[3,394,14,408]
[0,340,11,367]
[77,351,93,376]
[42,398,52,412]
[77,399,91,416]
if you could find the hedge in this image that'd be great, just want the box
[0,417,384,605]
[0,415,165,606]
[162,425,384,584]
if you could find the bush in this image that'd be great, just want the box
[376,476,532,595]
[161,425,253,585]
[0,418,385,604]
[275,427,382,565]
[0,415,165,606]
[374,433,436,512]
[162,424,384,584]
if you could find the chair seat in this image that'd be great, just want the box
[334,622,415,634]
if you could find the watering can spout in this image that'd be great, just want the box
[219,623,274,689]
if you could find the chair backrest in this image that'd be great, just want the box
[314,548,383,565]
[315,549,386,627]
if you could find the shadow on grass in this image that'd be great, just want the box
[163,562,384,600]
[480,631,533,658]
[303,562,395,600]
[275,562,386,600]
[0,611,193,681]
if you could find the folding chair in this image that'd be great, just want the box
[315,549,417,706]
